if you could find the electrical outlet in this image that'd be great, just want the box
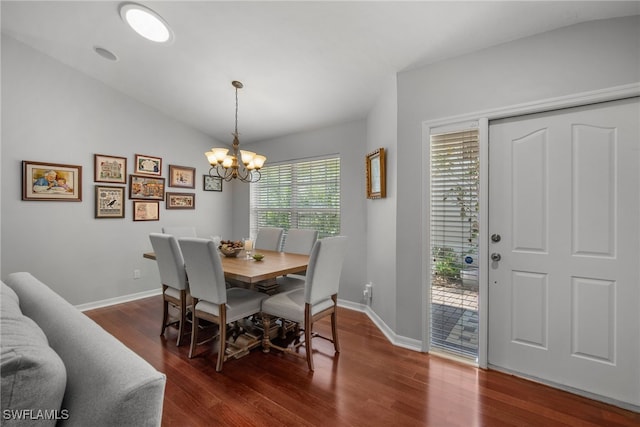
[133,269,141,279]
[365,283,373,299]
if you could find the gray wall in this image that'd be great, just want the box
[1,36,234,304]
[232,121,368,304]
[396,16,640,340]
[365,75,398,329]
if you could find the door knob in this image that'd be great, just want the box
[491,253,502,262]
[491,233,501,243]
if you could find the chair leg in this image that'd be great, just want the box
[189,307,199,359]
[161,297,169,337]
[304,304,314,371]
[176,290,187,347]
[331,296,340,353]
[216,305,227,372]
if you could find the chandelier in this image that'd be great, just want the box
[205,81,266,183]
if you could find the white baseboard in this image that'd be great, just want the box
[75,288,162,312]
[338,299,422,352]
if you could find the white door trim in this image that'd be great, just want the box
[421,82,640,369]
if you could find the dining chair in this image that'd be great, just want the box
[277,228,319,292]
[178,237,268,372]
[261,235,347,371]
[162,226,197,238]
[254,227,284,252]
[149,233,191,346]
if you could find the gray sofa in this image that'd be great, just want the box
[1,272,166,426]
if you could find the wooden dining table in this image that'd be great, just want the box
[143,249,309,293]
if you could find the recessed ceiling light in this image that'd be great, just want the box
[94,46,118,61]
[119,2,173,44]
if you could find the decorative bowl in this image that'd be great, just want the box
[219,245,242,257]
[252,253,265,261]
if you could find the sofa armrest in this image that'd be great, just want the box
[4,273,166,427]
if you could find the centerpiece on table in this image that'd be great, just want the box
[218,240,243,257]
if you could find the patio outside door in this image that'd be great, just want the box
[488,98,640,405]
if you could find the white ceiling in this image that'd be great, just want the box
[2,1,638,144]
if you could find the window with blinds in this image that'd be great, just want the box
[250,157,340,239]
[430,128,479,359]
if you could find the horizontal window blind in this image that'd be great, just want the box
[250,157,340,240]
[430,128,479,359]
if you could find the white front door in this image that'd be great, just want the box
[488,98,640,405]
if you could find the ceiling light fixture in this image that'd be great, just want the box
[119,2,173,43]
[205,81,266,183]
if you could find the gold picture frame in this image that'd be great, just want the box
[366,148,386,199]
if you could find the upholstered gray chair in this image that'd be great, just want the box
[149,233,191,346]
[277,228,319,292]
[162,226,197,238]
[178,237,267,372]
[282,228,318,255]
[261,236,347,371]
[254,227,284,252]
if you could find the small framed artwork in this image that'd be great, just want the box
[169,165,196,188]
[94,154,127,184]
[129,174,165,200]
[22,161,82,201]
[366,148,386,199]
[134,154,162,176]
[203,175,222,192]
[166,192,196,209]
[95,185,125,218]
[133,200,160,221]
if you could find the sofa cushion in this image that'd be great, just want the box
[1,282,66,426]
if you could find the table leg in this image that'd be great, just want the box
[261,314,272,353]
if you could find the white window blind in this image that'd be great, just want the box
[430,128,479,359]
[250,157,340,239]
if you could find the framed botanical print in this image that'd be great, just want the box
[169,165,196,188]
[366,148,386,199]
[129,174,165,200]
[94,154,127,184]
[203,175,222,192]
[133,201,159,221]
[95,185,125,218]
[134,154,162,176]
[166,192,195,209]
[22,161,82,201]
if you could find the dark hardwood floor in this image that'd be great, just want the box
[85,296,640,426]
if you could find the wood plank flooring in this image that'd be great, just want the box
[84,296,640,426]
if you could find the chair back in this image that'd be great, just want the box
[305,236,348,304]
[149,233,188,291]
[162,226,197,238]
[282,229,318,255]
[254,227,284,251]
[179,237,227,304]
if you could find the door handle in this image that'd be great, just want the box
[491,253,501,262]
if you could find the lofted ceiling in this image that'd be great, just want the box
[2,1,638,144]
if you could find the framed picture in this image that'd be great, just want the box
[203,175,222,192]
[94,154,126,183]
[169,165,196,188]
[129,174,165,200]
[366,148,386,199]
[133,201,159,221]
[134,154,162,176]
[95,185,125,218]
[22,161,82,201]
[166,192,196,209]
